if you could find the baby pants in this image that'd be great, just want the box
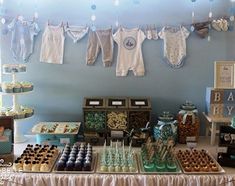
[86,28,113,67]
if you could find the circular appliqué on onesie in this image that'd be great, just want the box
[123,37,136,50]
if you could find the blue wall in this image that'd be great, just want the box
[1,0,233,135]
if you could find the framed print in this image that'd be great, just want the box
[214,61,235,88]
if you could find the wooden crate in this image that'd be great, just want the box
[83,97,106,109]
[128,97,151,130]
[106,97,128,109]
[128,97,151,109]
[106,97,128,131]
[84,132,106,146]
[83,97,107,132]
[206,87,235,117]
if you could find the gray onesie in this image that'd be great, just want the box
[86,28,113,67]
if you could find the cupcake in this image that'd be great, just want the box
[22,107,34,118]
[13,160,23,171]
[16,111,25,119]
[13,82,22,93]
[21,82,33,92]
[0,108,6,116]
[31,161,40,171]
[40,161,50,172]
[2,82,13,93]
[23,161,32,171]
[5,110,17,119]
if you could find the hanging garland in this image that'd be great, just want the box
[208,0,213,41]
[0,0,233,37]
[34,0,38,19]
[190,0,196,32]
[229,0,235,31]
[0,0,6,24]
[114,0,119,27]
[90,0,96,31]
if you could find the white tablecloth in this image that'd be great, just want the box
[1,136,235,186]
[2,173,235,186]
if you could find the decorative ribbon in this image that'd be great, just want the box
[178,109,197,124]
[158,120,177,133]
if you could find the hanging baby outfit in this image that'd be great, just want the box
[7,18,40,62]
[65,25,89,43]
[86,28,113,67]
[159,26,190,68]
[40,23,65,64]
[113,27,146,76]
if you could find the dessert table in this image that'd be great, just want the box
[1,136,235,186]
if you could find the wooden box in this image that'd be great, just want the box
[128,97,151,130]
[106,97,128,131]
[106,97,128,109]
[83,97,106,109]
[206,87,235,117]
[83,97,106,132]
[84,132,106,146]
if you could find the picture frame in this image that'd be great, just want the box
[214,61,235,89]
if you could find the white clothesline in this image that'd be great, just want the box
[0,13,232,30]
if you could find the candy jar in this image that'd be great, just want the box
[177,101,200,144]
[153,111,178,145]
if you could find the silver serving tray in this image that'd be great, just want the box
[176,151,225,175]
[96,153,139,174]
[52,153,97,174]
[138,153,182,174]
[14,153,60,173]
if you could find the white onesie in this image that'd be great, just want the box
[40,23,65,64]
[159,26,190,68]
[113,27,146,76]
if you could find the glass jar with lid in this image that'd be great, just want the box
[177,101,200,144]
[153,111,178,145]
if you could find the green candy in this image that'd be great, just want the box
[85,111,106,130]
